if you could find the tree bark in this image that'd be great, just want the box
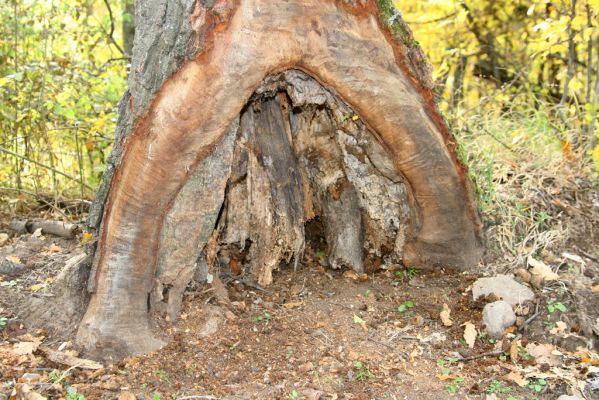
[78,0,484,361]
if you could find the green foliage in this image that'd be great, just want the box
[288,389,299,400]
[487,379,511,394]
[446,376,465,394]
[66,392,85,400]
[0,317,7,330]
[0,0,129,197]
[527,378,547,392]
[354,361,374,381]
[547,300,567,313]
[397,300,414,313]
[254,312,272,322]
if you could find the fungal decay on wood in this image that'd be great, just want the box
[77,0,483,360]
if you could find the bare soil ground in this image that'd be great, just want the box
[0,164,598,400]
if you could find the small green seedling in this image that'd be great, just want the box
[0,280,17,288]
[354,361,374,381]
[487,379,511,394]
[154,369,170,383]
[66,392,85,400]
[527,378,547,392]
[398,300,414,313]
[0,317,7,330]
[446,376,464,394]
[547,300,567,313]
[152,393,161,400]
[288,389,299,400]
[254,312,272,322]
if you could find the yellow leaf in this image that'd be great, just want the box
[351,114,360,121]
[30,284,44,292]
[80,232,93,245]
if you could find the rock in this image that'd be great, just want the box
[0,258,25,277]
[482,300,516,338]
[557,396,582,400]
[473,275,534,306]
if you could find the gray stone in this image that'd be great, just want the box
[0,259,25,277]
[473,274,535,306]
[483,300,516,338]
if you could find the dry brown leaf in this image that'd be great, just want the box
[528,256,559,281]
[526,343,562,366]
[593,285,599,293]
[13,342,37,356]
[504,371,529,387]
[439,303,453,327]
[283,300,304,309]
[5,255,21,264]
[549,321,568,335]
[45,244,62,254]
[343,270,368,282]
[509,340,519,362]
[462,321,477,349]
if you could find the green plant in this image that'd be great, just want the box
[154,369,170,383]
[547,300,567,313]
[437,359,451,376]
[288,389,299,400]
[446,376,464,394]
[354,361,374,381]
[152,393,161,400]
[487,379,511,394]
[254,312,272,322]
[66,392,85,400]
[398,300,414,313]
[0,317,7,330]
[527,378,547,393]
[0,280,17,288]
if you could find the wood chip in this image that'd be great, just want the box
[439,303,453,327]
[39,346,103,370]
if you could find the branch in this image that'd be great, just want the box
[102,0,125,55]
[0,145,93,191]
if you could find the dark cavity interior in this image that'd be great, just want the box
[151,70,416,320]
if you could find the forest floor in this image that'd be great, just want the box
[0,162,599,400]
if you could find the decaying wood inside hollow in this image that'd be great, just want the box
[150,71,414,322]
[77,0,483,361]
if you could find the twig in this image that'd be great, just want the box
[367,337,408,360]
[0,187,69,219]
[573,246,599,263]
[458,350,503,362]
[518,300,541,333]
[0,145,93,191]
[101,0,125,55]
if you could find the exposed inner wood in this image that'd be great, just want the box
[150,70,411,322]
[78,0,483,360]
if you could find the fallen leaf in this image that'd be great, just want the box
[592,285,599,293]
[13,342,37,356]
[528,255,559,281]
[509,340,519,362]
[439,303,453,327]
[0,233,8,246]
[352,314,367,332]
[343,270,368,282]
[80,232,93,245]
[549,321,568,335]
[32,228,43,238]
[5,255,21,263]
[462,321,477,349]
[283,300,304,309]
[526,342,562,366]
[44,244,62,254]
[504,371,529,387]
[30,284,45,292]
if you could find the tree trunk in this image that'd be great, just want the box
[78,0,484,361]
